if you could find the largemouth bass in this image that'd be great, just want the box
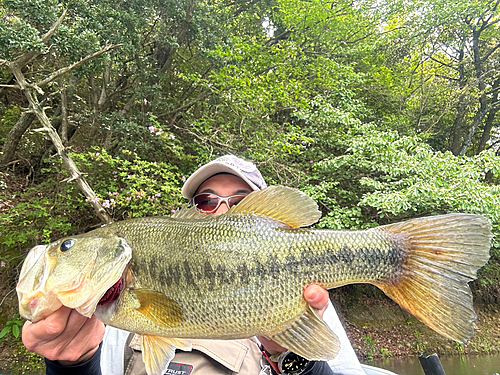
[17,186,491,375]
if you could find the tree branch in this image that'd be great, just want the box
[482,41,500,61]
[37,44,122,87]
[425,53,457,70]
[157,89,211,118]
[14,9,68,69]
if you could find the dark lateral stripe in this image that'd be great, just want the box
[129,238,402,288]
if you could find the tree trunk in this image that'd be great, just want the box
[158,0,196,74]
[0,111,36,166]
[459,28,488,156]
[450,47,467,155]
[477,78,500,153]
[8,61,113,225]
[60,83,69,145]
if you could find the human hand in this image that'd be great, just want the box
[22,306,105,365]
[259,284,329,355]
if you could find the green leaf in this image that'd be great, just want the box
[12,324,20,338]
[0,326,10,339]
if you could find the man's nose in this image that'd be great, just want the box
[213,202,230,215]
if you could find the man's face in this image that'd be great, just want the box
[195,174,253,215]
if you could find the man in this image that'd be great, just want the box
[22,154,365,374]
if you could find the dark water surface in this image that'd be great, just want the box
[366,354,500,375]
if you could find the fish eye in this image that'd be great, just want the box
[60,239,75,252]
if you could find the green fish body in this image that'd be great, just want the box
[17,186,491,375]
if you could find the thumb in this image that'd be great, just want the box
[303,285,329,315]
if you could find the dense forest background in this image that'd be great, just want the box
[1,0,500,365]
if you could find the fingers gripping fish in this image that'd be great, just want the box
[17,186,491,375]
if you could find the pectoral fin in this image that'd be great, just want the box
[132,289,184,328]
[141,334,192,375]
[267,305,340,361]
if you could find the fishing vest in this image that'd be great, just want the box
[123,333,266,375]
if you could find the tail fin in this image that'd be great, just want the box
[374,213,491,343]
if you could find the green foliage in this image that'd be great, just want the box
[0,188,74,283]
[0,310,44,373]
[0,0,59,59]
[0,13,45,59]
[362,334,379,361]
[413,330,426,352]
[0,105,21,143]
[8,341,45,374]
[3,0,59,29]
[374,0,500,155]
[0,178,76,250]
[454,341,465,354]
[305,124,500,295]
[311,124,500,226]
[380,347,392,357]
[71,148,184,219]
[0,313,23,339]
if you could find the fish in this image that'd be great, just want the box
[17,186,491,375]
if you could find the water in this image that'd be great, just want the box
[366,354,500,375]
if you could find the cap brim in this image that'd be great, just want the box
[181,162,260,199]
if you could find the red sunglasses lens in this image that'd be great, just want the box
[194,194,219,212]
[227,196,245,207]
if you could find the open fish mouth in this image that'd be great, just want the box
[93,274,127,322]
[17,254,97,321]
[98,277,123,305]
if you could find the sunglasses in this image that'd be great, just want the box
[192,193,248,213]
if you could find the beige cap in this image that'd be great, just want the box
[182,154,267,199]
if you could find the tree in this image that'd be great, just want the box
[375,0,500,156]
[1,5,120,223]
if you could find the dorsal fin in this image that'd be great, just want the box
[171,206,209,220]
[227,186,321,228]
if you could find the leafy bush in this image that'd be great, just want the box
[304,124,500,296]
[71,148,184,219]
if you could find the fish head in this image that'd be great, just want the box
[17,233,132,322]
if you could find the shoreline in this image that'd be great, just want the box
[331,289,500,361]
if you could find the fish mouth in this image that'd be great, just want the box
[17,245,61,322]
[94,271,129,321]
[98,277,123,305]
[18,257,94,322]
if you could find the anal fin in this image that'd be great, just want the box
[267,305,340,361]
[141,335,192,375]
